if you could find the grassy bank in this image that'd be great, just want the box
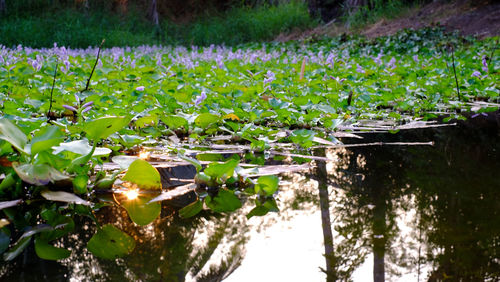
[0,1,315,48]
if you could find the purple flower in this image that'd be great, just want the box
[29,59,41,72]
[413,55,419,64]
[482,56,488,72]
[356,64,365,74]
[387,57,397,69]
[471,70,481,78]
[82,106,93,113]
[63,105,78,112]
[264,71,275,84]
[373,53,383,65]
[82,101,94,108]
[194,91,207,106]
[135,86,145,91]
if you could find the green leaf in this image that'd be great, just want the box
[205,189,242,213]
[194,113,219,129]
[14,163,69,186]
[53,140,111,156]
[121,196,161,226]
[72,175,89,194]
[204,159,239,182]
[135,115,158,128]
[30,126,64,157]
[0,228,10,254]
[289,129,315,148]
[0,118,28,154]
[87,224,135,259]
[41,190,91,206]
[196,153,223,161]
[34,238,71,260]
[254,175,279,196]
[84,116,130,140]
[246,205,269,219]
[161,115,188,129]
[179,200,203,218]
[122,159,161,190]
[0,173,17,193]
[39,211,75,241]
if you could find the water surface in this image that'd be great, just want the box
[1,115,499,281]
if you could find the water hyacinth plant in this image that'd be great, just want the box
[0,28,498,262]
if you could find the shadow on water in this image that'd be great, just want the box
[0,114,499,281]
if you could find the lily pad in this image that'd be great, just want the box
[204,159,239,183]
[205,189,242,213]
[87,224,135,259]
[254,175,279,196]
[121,196,161,226]
[84,116,130,140]
[122,159,161,190]
[194,113,219,129]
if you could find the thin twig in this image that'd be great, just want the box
[47,59,58,121]
[487,39,498,67]
[83,39,105,93]
[347,90,353,106]
[449,45,462,101]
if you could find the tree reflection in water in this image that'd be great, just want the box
[324,115,500,281]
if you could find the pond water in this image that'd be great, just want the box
[1,114,499,281]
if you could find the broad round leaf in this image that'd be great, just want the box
[205,189,242,213]
[122,159,161,190]
[87,224,135,259]
[121,196,161,226]
[254,175,279,196]
[84,116,130,140]
[194,113,219,129]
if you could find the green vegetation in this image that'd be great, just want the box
[344,0,420,28]
[0,1,314,48]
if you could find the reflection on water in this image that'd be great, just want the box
[1,115,499,281]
